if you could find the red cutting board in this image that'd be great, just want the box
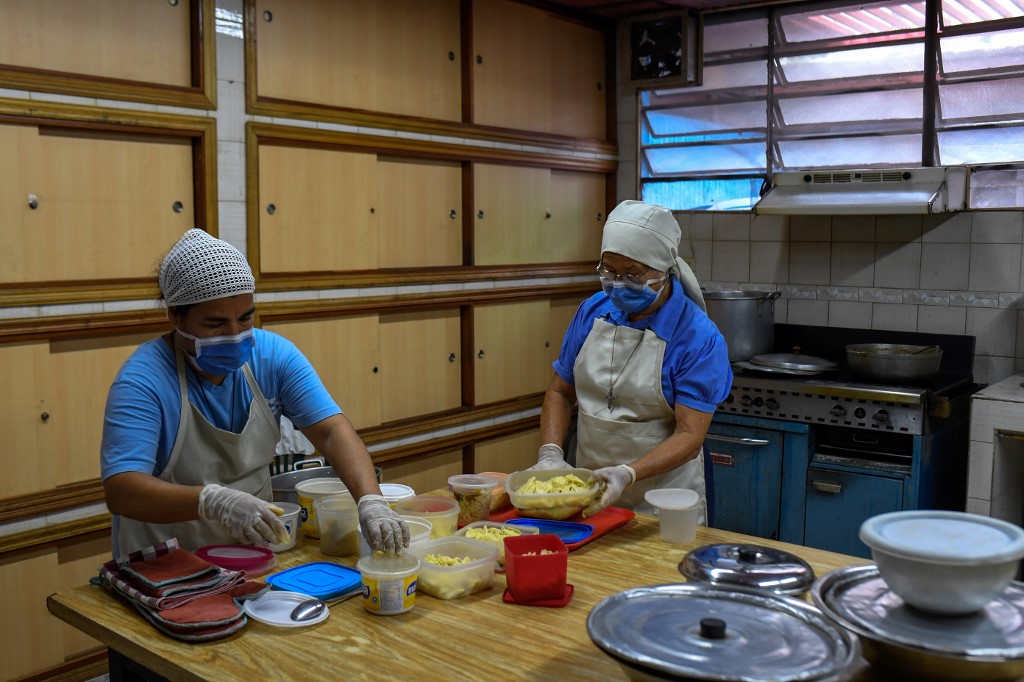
[488,506,636,551]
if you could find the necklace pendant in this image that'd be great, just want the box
[606,389,614,410]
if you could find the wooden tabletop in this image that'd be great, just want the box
[48,510,882,682]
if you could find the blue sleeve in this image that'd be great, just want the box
[552,295,604,385]
[101,378,164,480]
[671,325,733,414]
[266,332,342,429]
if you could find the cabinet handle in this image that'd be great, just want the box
[448,51,456,62]
[544,340,550,348]
[372,366,379,374]
[450,209,457,219]
[545,211,552,219]
[704,434,769,446]
[40,412,50,422]
[28,194,38,210]
[266,203,276,215]
[811,480,842,494]
[448,353,456,362]
[476,55,483,64]
[172,201,184,214]
[263,10,273,21]
[477,210,485,219]
[477,349,485,359]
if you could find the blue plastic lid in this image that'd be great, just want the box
[506,518,593,545]
[265,561,362,599]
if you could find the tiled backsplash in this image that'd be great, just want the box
[968,375,1024,523]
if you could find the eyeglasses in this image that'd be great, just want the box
[596,262,664,286]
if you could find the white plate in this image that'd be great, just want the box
[243,590,330,628]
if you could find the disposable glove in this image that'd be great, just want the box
[529,443,572,470]
[198,484,287,545]
[583,464,636,517]
[358,494,410,554]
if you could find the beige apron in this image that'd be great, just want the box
[574,318,706,521]
[117,342,281,555]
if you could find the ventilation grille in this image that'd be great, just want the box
[807,170,913,184]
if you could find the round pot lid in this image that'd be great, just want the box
[750,353,839,372]
[813,565,1024,660]
[679,544,816,595]
[587,583,858,682]
[859,511,1024,565]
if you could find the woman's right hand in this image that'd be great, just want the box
[198,484,287,545]
[529,443,571,470]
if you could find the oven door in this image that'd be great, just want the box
[705,422,783,540]
[804,466,904,558]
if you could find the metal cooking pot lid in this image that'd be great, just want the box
[679,544,816,595]
[812,565,1024,659]
[750,353,838,372]
[587,583,857,682]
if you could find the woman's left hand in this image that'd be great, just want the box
[583,464,636,517]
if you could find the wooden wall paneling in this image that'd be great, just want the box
[549,15,607,140]
[471,0,552,132]
[257,143,378,274]
[0,546,61,679]
[548,169,606,263]
[56,534,109,658]
[0,341,52,499]
[261,316,383,429]
[0,0,215,109]
[548,296,584,366]
[473,299,550,404]
[473,428,539,474]
[378,310,462,423]
[472,163,550,265]
[46,332,156,487]
[379,448,463,493]
[376,156,462,268]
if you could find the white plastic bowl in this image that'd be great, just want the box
[859,510,1024,615]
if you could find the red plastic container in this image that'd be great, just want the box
[503,534,568,603]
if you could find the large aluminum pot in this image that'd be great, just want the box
[271,457,383,504]
[846,343,942,381]
[704,290,781,362]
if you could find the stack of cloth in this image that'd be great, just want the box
[93,538,269,642]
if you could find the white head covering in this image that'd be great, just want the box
[159,229,255,306]
[600,200,706,311]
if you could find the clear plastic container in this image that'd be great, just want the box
[406,536,499,599]
[315,494,359,556]
[479,471,511,512]
[505,468,598,520]
[448,474,500,527]
[380,483,416,509]
[295,478,349,538]
[359,515,433,558]
[357,553,420,615]
[455,520,539,566]
[394,495,459,538]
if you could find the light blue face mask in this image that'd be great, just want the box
[601,278,662,314]
[177,328,255,374]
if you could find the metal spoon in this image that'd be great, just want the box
[910,344,939,355]
[289,588,362,622]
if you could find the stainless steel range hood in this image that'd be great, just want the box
[754,167,969,215]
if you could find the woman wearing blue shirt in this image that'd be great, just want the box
[532,201,732,523]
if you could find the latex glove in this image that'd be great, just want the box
[198,484,287,545]
[583,464,636,517]
[529,443,572,470]
[358,494,410,554]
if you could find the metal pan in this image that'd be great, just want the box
[846,343,942,381]
[750,353,838,372]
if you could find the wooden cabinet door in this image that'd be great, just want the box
[548,170,605,263]
[0,0,192,87]
[471,0,552,132]
[550,16,607,139]
[0,342,52,498]
[379,310,461,423]
[0,547,61,678]
[548,297,583,366]
[4,124,193,285]
[45,333,154,487]
[256,0,379,111]
[473,164,550,265]
[377,157,462,268]
[258,145,378,274]
[475,429,539,474]
[379,448,463,494]
[57,535,109,656]
[262,316,382,429]
[473,300,550,404]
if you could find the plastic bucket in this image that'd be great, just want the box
[295,478,349,538]
[263,502,302,553]
[357,553,420,616]
[315,494,359,557]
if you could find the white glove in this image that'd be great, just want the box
[358,494,410,555]
[529,443,571,470]
[198,484,287,545]
[583,464,636,517]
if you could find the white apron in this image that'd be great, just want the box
[117,342,281,555]
[574,318,707,522]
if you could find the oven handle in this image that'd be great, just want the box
[811,480,843,495]
[705,434,770,447]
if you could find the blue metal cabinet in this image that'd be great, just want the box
[804,466,904,558]
[706,422,783,540]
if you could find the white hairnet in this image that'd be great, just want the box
[159,229,255,306]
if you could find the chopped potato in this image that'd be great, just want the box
[465,526,522,542]
[516,474,591,494]
[424,553,472,566]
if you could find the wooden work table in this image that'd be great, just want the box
[48,510,881,681]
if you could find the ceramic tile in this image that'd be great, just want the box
[218,201,246,241]
[748,241,787,283]
[857,288,902,304]
[831,216,875,242]
[874,242,921,289]
[828,301,872,328]
[711,241,749,282]
[786,299,828,326]
[782,285,817,300]
[789,215,831,241]
[967,306,1017,357]
[712,214,750,241]
[917,305,966,334]
[969,243,1021,292]
[773,298,789,323]
[949,290,999,307]
[991,437,1024,522]
[972,211,1024,243]
[920,243,969,290]
[101,300,150,314]
[0,88,29,99]
[830,242,874,286]
[965,497,991,516]
[967,441,994,500]
[974,355,1017,386]
[922,212,971,243]
[214,79,246,143]
[750,214,788,241]
[788,242,830,284]
[217,141,245,202]
[816,286,859,301]
[875,215,922,242]
[903,290,949,306]
[1000,293,1024,309]
[871,303,917,332]
[215,29,244,84]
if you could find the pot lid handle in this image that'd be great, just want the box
[700,618,727,640]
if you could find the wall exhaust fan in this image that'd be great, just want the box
[754,167,970,215]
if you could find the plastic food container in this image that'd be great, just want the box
[263,501,301,553]
[195,545,275,576]
[394,495,460,538]
[504,534,568,603]
[456,520,539,566]
[380,483,416,509]
[406,536,499,599]
[295,478,349,538]
[479,471,511,512]
[314,494,359,557]
[271,459,382,504]
[448,474,500,527]
[357,553,420,615]
[506,468,598,520]
[359,516,434,558]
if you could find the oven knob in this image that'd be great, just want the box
[765,398,779,411]
[753,397,764,407]
[740,395,753,407]
[854,407,866,419]
[829,404,846,418]
[725,394,735,404]
[872,409,889,424]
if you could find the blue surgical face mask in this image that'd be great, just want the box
[601,278,661,314]
[177,328,255,374]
